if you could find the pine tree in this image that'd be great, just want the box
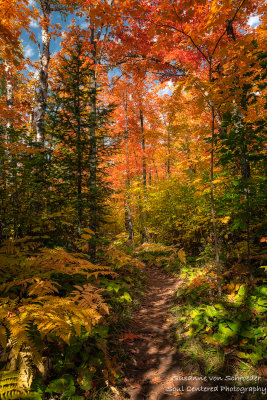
[48,27,114,257]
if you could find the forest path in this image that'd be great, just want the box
[120,266,226,400]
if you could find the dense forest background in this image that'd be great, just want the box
[0,0,266,399]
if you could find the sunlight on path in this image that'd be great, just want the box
[121,267,231,400]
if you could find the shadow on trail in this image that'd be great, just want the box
[120,266,262,400]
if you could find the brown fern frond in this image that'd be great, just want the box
[27,280,60,297]
[0,278,59,297]
[29,248,116,278]
[72,284,109,314]
[0,244,112,382]
[0,325,8,349]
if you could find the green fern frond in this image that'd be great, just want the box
[0,371,31,399]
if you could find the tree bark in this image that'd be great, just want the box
[123,89,134,242]
[88,27,98,258]
[210,103,221,297]
[139,108,149,242]
[5,62,14,132]
[34,0,51,145]
[140,109,146,189]
[76,53,82,236]
[167,129,171,178]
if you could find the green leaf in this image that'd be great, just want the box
[240,329,254,338]
[226,320,240,333]
[120,292,132,302]
[46,374,75,396]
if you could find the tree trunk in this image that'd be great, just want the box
[88,27,97,258]
[139,108,149,242]
[123,89,134,242]
[140,109,146,189]
[167,129,171,178]
[240,128,253,286]
[5,62,14,132]
[210,104,221,297]
[76,57,82,236]
[34,0,51,145]
[5,62,19,238]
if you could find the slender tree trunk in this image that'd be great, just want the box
[123,89,134,242]
[34,0,51,145]
[76,57,82,236]
[148,171,152,186]
[210,103,221,297]
[240,129,253,286]
[5,62,19,238]
[152,155,159,179]
[88,27,97,258]
[186,136,195,174]
[140,109,146,189]
[5,62,14,132]
[139,109,149,242]
[167,129,171,178]
[0,62,14,241]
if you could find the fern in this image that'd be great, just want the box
[0,371,33,399]
[108,249,145,270]
[72,284,109,315]
[0,241,118,392]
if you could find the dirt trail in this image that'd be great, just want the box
[120,266,229,400]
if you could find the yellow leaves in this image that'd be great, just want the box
[0,242,116,380]
[240,339,248,346]
[224,281,241,293]
[29,247,117,279]
[81,234,92,240]
[220,216,230,224]
[212,177,227,185]
[108,249,145,270]
[83,227,94,234]
[0,371,31,400]
[184,330,192,337]
[177,249,186,264]
[0,325,7,348]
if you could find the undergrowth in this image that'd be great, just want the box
[172,261,266,382]
[0,237,145,399]
[131,242,266,391]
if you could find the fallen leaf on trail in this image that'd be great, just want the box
[150,376,163,384]
[173,391,184,396]
[130,383,142,389]
[119,333,139,341]
[137,360,145,368]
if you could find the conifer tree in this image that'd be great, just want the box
[48,27,114,256]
